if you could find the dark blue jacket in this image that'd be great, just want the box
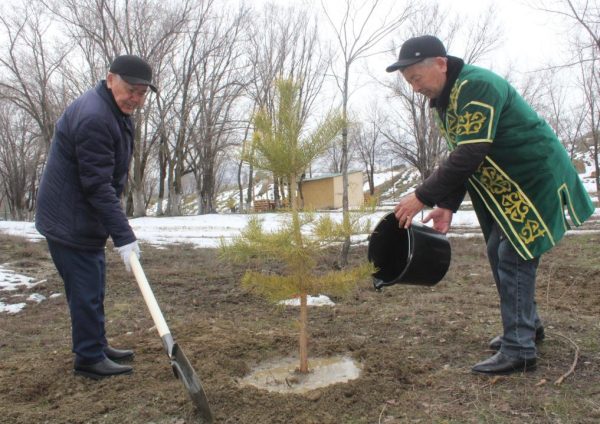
[35,81,136,250]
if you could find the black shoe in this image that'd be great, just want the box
[471,352,536,375]
[489,326,545,351]
[104,345,134,361]
[74,358,133,380]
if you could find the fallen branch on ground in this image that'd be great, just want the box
[553,332,580,385]
[378,404,386,424]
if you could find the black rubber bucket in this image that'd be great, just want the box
[367,212,451,289]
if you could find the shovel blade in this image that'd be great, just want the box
[171,343,213,423]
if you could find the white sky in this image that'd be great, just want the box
[0,0,578,116]
[297,0,579,116]
[437,0,566,72]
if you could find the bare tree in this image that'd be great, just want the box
[0,1,70,150]
[243,3,331,210]
[322,0,412,267]
[0,2,73,215]
[324,140,343,174]
[382,3,503,182]
[353,103,385,195]
[578,47,600,198]
[0,103,43,220]
[532,0,599,55]
[533,0,600,197]
[532,69,589,158]
[147,1,216,216]
[381,86,445,181]
[187,4,250,214]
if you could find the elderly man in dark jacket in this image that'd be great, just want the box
[36,55,156,379]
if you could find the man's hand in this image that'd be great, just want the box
[116,241,140,272]
[394,193,425,229]
[423,207,453,234]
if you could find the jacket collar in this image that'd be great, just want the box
[430,56,465,111]
[96,80,130,118]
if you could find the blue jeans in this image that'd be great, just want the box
[47,239,107,365]
[486,223,541,360]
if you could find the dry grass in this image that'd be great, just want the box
[0,229,598,423]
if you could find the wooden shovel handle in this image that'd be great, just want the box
[129,253,171,338]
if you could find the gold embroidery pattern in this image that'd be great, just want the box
[502,192,529,223]
[446,84,460,138]
[456,111,486,135]
[520,220,546,244]
[444,81,490,139]
[477,164,546,245]
[449,81,460,112]
[480,167,511,194]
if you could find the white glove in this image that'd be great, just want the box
[116,241,140,272]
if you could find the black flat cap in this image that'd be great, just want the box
[109,55,157,92]
[386,35,446,73]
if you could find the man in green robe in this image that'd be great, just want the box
[387,35,595,375]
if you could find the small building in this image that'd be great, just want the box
[299,171,364,210]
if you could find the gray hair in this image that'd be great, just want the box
[418,57,446,68]
[401,57,446,74]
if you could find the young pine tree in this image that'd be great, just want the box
[221,79,373,373]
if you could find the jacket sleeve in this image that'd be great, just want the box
[415,142,491,212]
[75,117,136,247]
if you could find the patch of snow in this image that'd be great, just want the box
[278,294,335,307]
[0,265,43,291]
[27,293,46,303]
[0,300,26,314]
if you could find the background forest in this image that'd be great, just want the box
[0,0,598,222]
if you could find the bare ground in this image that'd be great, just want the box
[0,221,599,423]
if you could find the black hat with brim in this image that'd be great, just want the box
[386,35,446,73]
[109,54,157,92]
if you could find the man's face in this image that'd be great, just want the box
[107,73,149,115]
[401,57,448,100]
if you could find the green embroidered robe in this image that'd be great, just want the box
[434,64,595,259]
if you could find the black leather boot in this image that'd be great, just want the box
[104,345,134,361]
[74,358,133,380]
[471,352,536,375]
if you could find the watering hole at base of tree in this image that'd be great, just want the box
[239,355,362,394]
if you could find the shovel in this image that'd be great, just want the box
[129,253,213,423]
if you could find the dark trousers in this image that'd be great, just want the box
[47,239,107,365]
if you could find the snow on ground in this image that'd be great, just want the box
[0,265,48,314]
[278,294,336,307]
[0,264,44,291]
[1,206,599,249]
[0,168,598,314]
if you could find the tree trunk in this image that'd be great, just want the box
[368,164,375,195]
[246,163,254,212]
[593,130,599,206]
[339,64,351,267]
[131,112,146,218]
[273,177,280,207]
[237,158,245,213]
[298,292,309,373]
[289,174,297,210]
[156,140,166,216]
[201,167,215,214]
